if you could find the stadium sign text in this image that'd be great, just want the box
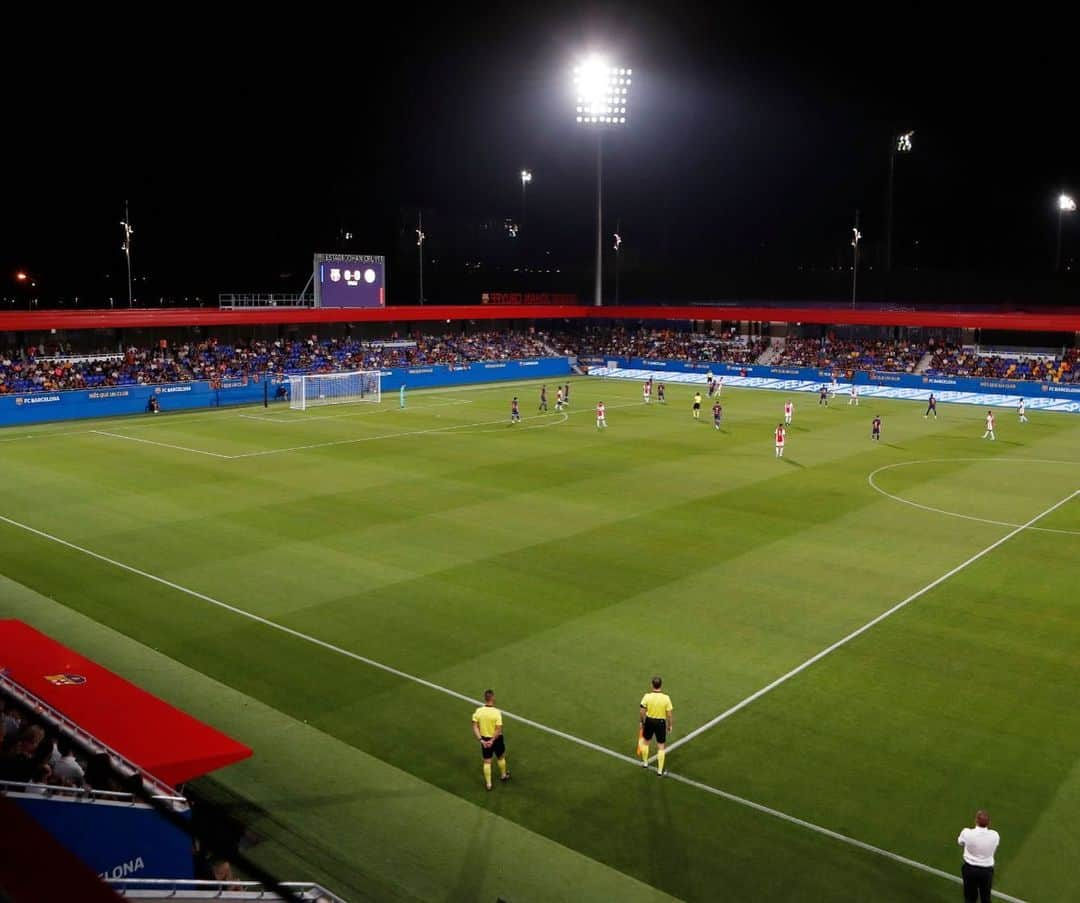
[88,389,130,400]
[99,857,145,880]
[14,394,61,405]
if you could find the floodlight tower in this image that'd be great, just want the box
[121,200,135,307]
[1057,192,1076,272]
[573,56,631,306]
[520,169,532,231]
[885,131,913,276]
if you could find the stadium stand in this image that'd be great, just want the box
[925,343,1064,381]
[547,327,769,363]
[2,330,1079,395]
[770,336,927,372]
[0,332,551,394]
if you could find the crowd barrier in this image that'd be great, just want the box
[581,356,1080,403]
[0,357,572,427]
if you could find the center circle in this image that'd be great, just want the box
[867,458,1080,536]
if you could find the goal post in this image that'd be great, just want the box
[288,370,381,411]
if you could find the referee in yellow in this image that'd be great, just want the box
[638,676,673,775]
[471,689,510,791]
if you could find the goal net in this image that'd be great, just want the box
[288,370,381,411]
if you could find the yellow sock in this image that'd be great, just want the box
[639,741,649,762]
[483,762,492,786]
[657,749,666,773]
[497,757,508,778]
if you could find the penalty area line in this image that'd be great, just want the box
[0,510,1032,901]
[666,487,1080,756]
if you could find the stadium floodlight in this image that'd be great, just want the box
[1057,193,1076,272]
[520,169,532,185]
[886,130,915,277]
[573,54,633,306]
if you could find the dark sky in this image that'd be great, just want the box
[3,4,1076,304]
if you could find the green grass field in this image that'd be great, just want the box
[2,378,1078,902]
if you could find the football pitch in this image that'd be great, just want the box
[1,377,1078,902]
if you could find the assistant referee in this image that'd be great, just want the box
[637,676,673,775]
[957,810,999,903]
[471,689,509,791]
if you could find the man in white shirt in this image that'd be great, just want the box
[957,810,999,903]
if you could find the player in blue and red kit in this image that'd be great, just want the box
[657,383,666,404]
[510,397,521,424]
[925,393,937,419]
[538,385,547,412]
[712,401,723,430]
[871,415,881,441]
[819,385,829,406]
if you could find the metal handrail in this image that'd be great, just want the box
[108,878,346,901]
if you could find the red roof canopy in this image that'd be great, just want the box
[0,620,251,786]
[1,304,1080,332]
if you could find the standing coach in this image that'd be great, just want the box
[957,810,999,903]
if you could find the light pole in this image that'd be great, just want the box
[885,131,913,276]
[613,225,622,306]
[1057,193,1076,272]
[574,55,631,306]
[520,169,532,232]
[851,212,861,309]
[416,210,426,305]
[121,200,135,307]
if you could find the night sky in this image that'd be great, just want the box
[4,5,1076,305]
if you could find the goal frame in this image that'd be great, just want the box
[288,370,382,411]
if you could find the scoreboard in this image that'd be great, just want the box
[314,253,386,308]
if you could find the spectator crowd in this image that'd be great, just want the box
[771,336,927,372]
[549,327,769,364]
[1,330,1078,395]
[925,343,1075,382]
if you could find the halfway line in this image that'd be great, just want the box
[665,487,1080,755]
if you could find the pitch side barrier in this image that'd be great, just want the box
[582,357,1080,413]
[0,357,573,427]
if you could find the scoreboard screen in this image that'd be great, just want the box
[314,254,386,308]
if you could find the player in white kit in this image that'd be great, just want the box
[849,384,859,405]
[982,410,995,440]
[1018,399,1028,423]
[774,423,786,458]
[784,400,793,425]
[643,380,651,404]
[596,401,607,429]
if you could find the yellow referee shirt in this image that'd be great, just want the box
[640,692,673,720]
[472,705,503,738]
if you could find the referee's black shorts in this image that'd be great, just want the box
[480,736,506,760]
[642,717,667,744]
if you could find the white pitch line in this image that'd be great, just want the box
[868,458,1080,537]
[229,400,643,459]
[90,430,234,459]
[0,510,1033,901]
[665,487,1080,755]
[664,772,1029,903]
[0,511,632,767]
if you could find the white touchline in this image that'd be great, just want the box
[665,487,1080,756]
[0,510,1033,901]
[90,430,234,459]
[665,772,1029,903]
[229,399,644,459]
